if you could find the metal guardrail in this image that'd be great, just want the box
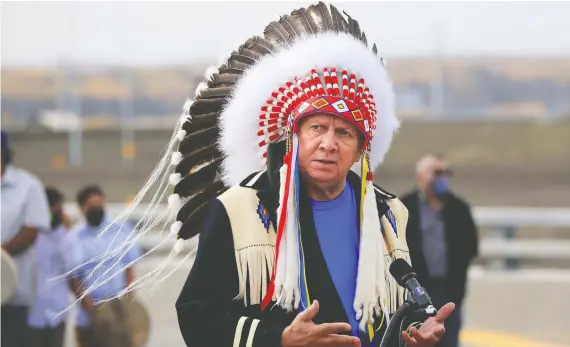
[481,239,570,259]
[473,207,570,268]
[473,207,570,228]
[64,203,570,268]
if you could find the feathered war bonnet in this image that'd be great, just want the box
[67,1,400,333]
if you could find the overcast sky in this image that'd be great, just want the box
[2,1,570,67]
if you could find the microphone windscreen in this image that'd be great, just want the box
[389,258,414,287]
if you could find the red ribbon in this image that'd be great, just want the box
[261,151,293,311]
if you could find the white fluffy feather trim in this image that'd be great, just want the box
[279,136,301,312]
[173,239,185,254]
[354,180,386,331]
[218,32,399,186]
[204,65,219,81]
[169,173,182,186]
[176,129,187,141]
[273,163,288,301]
[169,221,183,236]
[168,194,182,211]
[281,164,300,312]
[180,99,194,123]
[194,82,208,97]
[217,54,231,70]
[171,152,182,166]
[182,98,194,113]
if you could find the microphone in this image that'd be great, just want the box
[389,259,435,312]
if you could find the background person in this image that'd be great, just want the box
[27,187,76,347]
[1,129,51,347]
[402,154,479,347]
[70,184,142,347]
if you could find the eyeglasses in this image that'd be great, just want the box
[434,168,453,177]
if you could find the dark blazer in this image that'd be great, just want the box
[401,190,478,305]
[175,171,406,347]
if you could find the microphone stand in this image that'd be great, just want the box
[378,299,437,347]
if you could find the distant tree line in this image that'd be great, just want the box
[2,68,569,120]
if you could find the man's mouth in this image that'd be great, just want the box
[315,159,335,165]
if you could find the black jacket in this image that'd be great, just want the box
[401,190,478,305]
[175,171,408,347]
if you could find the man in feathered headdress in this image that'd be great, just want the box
[171,2,455,346]
[70,2,455,347]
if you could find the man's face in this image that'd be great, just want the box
[80,193,106,227]
[50,200,64,229]
[297,113,362,189]
[50,201,63,215]
[80,193,105,215]
[418,157,451,193]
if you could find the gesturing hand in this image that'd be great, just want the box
[281,300,361,347]
[402,302,455,347]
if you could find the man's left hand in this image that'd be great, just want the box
[401,302,455,347]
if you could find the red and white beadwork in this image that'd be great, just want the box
[257,68,377,157]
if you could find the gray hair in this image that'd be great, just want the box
[415,154,438,175]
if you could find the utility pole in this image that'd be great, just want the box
[59,3,83,168]
[72,3,82,167]
[70,65,83,167]
[430,21,445,118]
[58,60,83,167]
[120,70,135,168]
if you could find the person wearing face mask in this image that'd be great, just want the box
[27,187,75,347]
[401,154,479,347]
[69,184,143,347]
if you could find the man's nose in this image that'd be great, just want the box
[319,129,338,151]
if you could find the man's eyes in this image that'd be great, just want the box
[309,125,352,137]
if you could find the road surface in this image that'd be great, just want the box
[63,259,570,347]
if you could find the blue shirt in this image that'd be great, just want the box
[310,181,361,339]
[28,224,77,328]
[1,165,51,306]
[70,216,142,327]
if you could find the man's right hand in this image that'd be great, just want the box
[281,300,361,347]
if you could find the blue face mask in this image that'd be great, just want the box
[431,176,449,195]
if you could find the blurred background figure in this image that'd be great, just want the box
[27,187,75,347]
[401,154,479,347]
[1,129,51,347]
[69,184,142,347]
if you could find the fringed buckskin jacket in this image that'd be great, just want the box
[175,170,413,347]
